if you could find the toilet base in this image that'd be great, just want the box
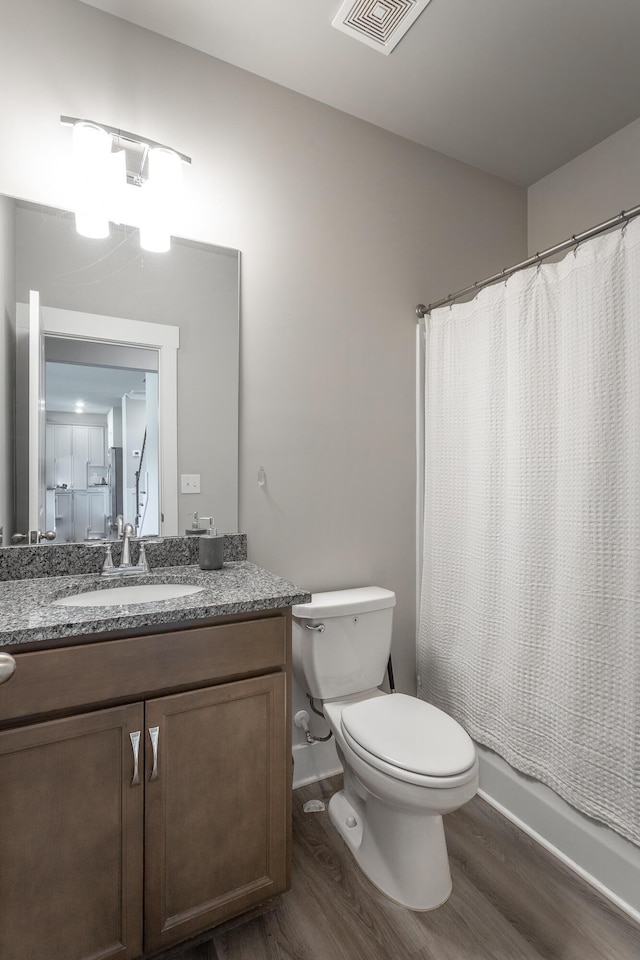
[328,788,453,911]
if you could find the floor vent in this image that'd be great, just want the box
[332,0,434,55]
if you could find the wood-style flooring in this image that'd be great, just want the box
[165,775,640,960]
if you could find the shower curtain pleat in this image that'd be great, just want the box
[418,219,640,846]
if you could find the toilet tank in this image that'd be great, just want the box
[291,586,396,700]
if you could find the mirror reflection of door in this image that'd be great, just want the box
[28,290,46,539]
[44,336,159,542]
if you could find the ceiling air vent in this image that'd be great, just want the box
[332,0,434,55]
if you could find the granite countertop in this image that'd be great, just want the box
[0,561,311,647]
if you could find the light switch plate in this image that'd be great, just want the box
[181,474,201,494]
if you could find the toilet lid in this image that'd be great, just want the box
[341,694,476,778]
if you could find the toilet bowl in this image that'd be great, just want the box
[292,587,479,910]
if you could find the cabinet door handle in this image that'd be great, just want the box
[0,652,16,684]
[130,730,141,786]
[149,725,160,781]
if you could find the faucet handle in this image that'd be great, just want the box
[102,543,115,575]
[135,541,149,573]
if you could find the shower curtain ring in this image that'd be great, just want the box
[572,235,580,257]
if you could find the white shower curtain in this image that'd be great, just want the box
[417,218,640,845]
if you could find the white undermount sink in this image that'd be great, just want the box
[52,583,205,608]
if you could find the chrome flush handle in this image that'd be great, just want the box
[149,725,160,781]
[305,623,325,633]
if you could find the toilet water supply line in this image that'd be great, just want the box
[295,700,334,744]
[294,657,396,744]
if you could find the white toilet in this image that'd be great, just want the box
[292,586,479,911]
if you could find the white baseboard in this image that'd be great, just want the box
[477,745,640,925]
[292,739,342,790]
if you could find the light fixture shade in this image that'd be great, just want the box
[139,147,182,253]
[72,121,113,239]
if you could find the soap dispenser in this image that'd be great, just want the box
[185,511,207,536]
[198,517,224,570]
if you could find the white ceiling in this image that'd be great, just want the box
[46,362,148,415]
[79,0,640,186]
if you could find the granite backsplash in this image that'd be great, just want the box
[0,534,247,581]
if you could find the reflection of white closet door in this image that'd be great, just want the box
[71,425,89,490]
[54,490,73,542]
[45,490,55,531]
[73,491,89,541]
[45,424,55,490]
[53,425,72,488]
[88,426,106,467]
[88,488,107,538]
[69,490,106,541]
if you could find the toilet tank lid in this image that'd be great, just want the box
[292,586,396,619]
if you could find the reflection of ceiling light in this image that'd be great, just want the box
[61,116,191,252]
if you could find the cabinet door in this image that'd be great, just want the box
[89,424,106,467]
[53,423,72,487]
[54,489,74,543]
[45,422,55,488]
[144,672,289,953]
[88,487,108,538]
[0,703,144,960]
[72,424,89,490]
[73,490,90,541]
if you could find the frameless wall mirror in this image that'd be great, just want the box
[0,195,240,546]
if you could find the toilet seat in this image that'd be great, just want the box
[340,693,477,788]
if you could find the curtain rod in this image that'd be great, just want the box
[415,200,640,319]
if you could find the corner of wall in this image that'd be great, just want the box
[527,117,640,255]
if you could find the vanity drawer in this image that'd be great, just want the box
[0,614,289,724]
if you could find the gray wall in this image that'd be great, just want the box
[528,116,640,253]
[0,196,15,543]
[0,0,527,705]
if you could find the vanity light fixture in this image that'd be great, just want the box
[61,116,191,252]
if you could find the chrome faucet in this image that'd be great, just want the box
[101,520,148,576]
[121,523,134,568]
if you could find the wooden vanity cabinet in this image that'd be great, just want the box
[0,611,291,960]
[0,703,144,960]
[144,672,288,953]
